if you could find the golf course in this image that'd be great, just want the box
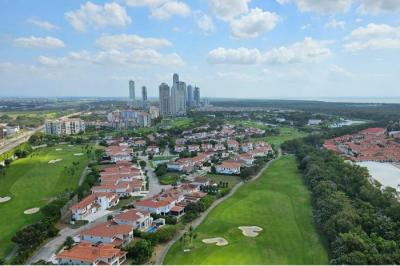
[0,144,92,259]
[164,155,328,264]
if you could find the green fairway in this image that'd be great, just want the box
[265,127,306,147]
[0,144,92,259]
[164,156,328,265]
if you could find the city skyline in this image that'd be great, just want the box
[1,0,400,99]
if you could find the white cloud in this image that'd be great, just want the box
[209,0,250,21]
[230,8,280,39]
[344,23,400,51]
[96,34,171,50]
[263,37,332,64]
[358,0,400,14]
[325,18,346,30]
[329,64,354,77]
[126,0,167,7]
[150,1,191,20]
[300,24,311,30]
[14,36,65,49]
[27,18,59,30]
[38,49,184,68]
[197,14,215,33]
[208,38,331,65]
[208,47,262,64]
[65,1,132,32]
[278,0,352,14]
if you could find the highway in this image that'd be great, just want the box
[0,112,81,156]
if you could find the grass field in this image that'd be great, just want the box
[0,144,92,259]
[164,156,328,265]
[265,127,306,147]
[206,174,241,188]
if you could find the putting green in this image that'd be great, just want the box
[0,144,92,259]
[164,156,328,265]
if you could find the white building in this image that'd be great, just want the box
[215,161,242,175]
[45,118,85,135]
[114,209,153,231]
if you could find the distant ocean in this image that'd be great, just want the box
[272,97,400,104]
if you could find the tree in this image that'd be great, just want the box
[64,236,74,250]
[125,239,154,265]
[139,160,147,169]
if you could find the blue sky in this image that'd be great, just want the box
[0,0,400,99]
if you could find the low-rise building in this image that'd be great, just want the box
[215,161,242,175]
[146,145,160,155]
[70,193,118,221]
[56,242,127,265]
[80,222,133,246]
[105,145,132,162]
[114,209,153,231]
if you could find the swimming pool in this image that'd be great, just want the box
[147,226,158,233]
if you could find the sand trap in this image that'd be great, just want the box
[68,145,74,147]
[24,208,40,214]
[202,237,228,246]
[48,159,63,164]
[238,226,263,237]
[0,196,11,203]
[74,153,84,156]
[56,148,63,151]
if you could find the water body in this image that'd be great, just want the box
[330,119,365,128]
[357,162,400,191]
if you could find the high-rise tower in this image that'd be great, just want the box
[129,80,135,104]
[142,86,147,102]
[187,85,193,107]
[159,83,170,117]
[194,86,200,106]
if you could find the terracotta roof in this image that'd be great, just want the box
[80,222,133,238]
[217,161,242,169]
[56,242,126,263]
[136,199,170,208]
[114,209,149,222]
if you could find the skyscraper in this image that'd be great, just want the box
[142,86,147,102]
[159,83,170,117]
[170,73,179,114]
[175,81,186,115]
[129,80,135,104]
[187,85,193,107]
[194,86,200,106]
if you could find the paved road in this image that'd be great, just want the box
[28,210,117,264]
[139,155,171,195]
[0,112,82,156]
[156,150,282,264]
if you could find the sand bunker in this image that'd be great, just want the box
[0,196,11,203]
[24,208,40,214]
[238,226,263,237]
[202,237,228,246]
[74,153,84,156]
[68,145,74,147]
[56,148,63,151]
[48,159,63,164]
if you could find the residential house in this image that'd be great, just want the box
[146,145,160,155]
[56,243,127,265]
[174,145,186,153]
[227,140,240,151]
[188,145,200,152]
[114,209,153,231]
[215,161,242,175]
[80,222,133,246]
[70,193,119,221]
[105,145,132,162]
[241,142,254,153]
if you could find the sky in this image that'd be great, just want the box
[0,0,400,99]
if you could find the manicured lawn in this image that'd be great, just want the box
[206,174,241,188]
[164,156,328,265]
[265,127,307,147]
[0,144,92,259]
[159,172,181,185]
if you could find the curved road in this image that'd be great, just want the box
[156,150,282,265]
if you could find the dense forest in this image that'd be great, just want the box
[213,100,400,124]
[282,135,400,264]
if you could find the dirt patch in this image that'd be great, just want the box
[55,148,63,151]
[24,207,40,214]
[48,159,62,164]
[238,226,263,237]
[202,237,228,246]
[0,196,11,203]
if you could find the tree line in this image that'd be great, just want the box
[282,135,400,264]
